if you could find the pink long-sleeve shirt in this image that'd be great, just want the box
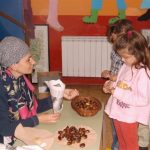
[105,64,150,125]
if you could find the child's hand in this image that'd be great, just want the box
[109,74,117,81]
[103,80,114,94]
[101,70,111,79]
[110,87,115,94]
[63,89,79,100]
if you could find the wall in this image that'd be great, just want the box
[32,0,144,16]
[31,0,149,84]
[0,0,24,40]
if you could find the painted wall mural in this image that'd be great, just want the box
[138,0,150,21]
[47,0,64,32]
[0,0,24,40]
[82,0,126,24]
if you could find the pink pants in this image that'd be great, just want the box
[113,119,139,150]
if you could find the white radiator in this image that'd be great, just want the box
[141,29,150,46]
[62,36,112,77]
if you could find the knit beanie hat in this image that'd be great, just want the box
[0,36,29,67]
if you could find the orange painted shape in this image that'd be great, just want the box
[31,0,144,16]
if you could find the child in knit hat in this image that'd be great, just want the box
[0,36,79,149]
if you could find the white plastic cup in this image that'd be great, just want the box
[45,80,65,113]
[51,96,63,113]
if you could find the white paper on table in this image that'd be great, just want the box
[16,145,44,150]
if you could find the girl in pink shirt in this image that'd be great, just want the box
[105,30,150,150]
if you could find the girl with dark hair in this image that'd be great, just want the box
[102,19,134,150]
[105,30,150,150]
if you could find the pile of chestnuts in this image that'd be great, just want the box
[57,126,90,148]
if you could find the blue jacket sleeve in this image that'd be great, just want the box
[20,116,39,127]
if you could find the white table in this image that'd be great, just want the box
[37,100,104,150]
